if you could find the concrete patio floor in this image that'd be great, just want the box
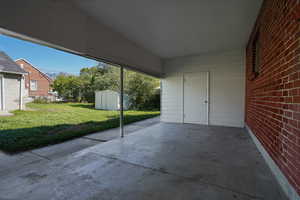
[0,117,160,173]
[0,122,287,200]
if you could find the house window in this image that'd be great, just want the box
[30,80,38,91]
[252,32,260,75]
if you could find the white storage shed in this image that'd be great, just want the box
[95,90,129,110]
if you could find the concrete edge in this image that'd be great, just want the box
[245,124,300,200]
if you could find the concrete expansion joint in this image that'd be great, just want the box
[28,151,51,161]
[82,137,107,143]
[133,124,147,128]
[97,154,264,200]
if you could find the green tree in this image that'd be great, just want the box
[125,70,160,110]
[79,64,120,102]
[52,63,160,110]
[52,74,83,101]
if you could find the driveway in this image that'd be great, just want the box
[0,121,287,200]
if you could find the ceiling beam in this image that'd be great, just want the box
[0,0,162,77]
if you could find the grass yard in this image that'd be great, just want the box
[0,103,159,153]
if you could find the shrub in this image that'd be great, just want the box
[32,97,51,104]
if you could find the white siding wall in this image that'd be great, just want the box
[161,75,184,123]
[162,50,245,127]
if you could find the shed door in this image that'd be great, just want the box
[183,72,209,124]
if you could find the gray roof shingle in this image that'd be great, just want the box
[0,51,27,74]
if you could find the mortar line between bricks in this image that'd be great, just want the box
[97,153,264,200]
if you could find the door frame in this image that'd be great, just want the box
[182,71,210,125]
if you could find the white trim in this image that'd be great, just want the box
[0,70,27,75]
[245,124,300,200]
[30,80,38,91]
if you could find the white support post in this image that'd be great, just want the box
[120,66,124,138]
[19,75,23,110]
[0,75,1,111]
[1,75,5,111]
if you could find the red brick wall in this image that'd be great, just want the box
[246,0,300,195]
[15,59,53,97]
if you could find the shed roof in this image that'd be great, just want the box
[0,51,27,74]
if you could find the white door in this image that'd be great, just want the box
[184,72,209,124]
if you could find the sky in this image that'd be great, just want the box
[0,34,98,74]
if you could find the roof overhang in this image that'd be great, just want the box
[0,70,27,75]
[0,0,263,78]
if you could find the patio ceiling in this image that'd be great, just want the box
[0,0,262,77]
[74,0,263,58]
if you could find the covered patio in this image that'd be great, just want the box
[0,0,299,199]
[0,122,286,200]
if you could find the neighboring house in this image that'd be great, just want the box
[0,52,27,111]
[15,59,55,100]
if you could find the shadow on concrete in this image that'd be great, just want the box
[0,114,159,154]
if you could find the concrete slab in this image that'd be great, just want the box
[129,116,160,127]
[0,117,159,173]
[31,138,99,160]
[85,125,147,141]
[0,152,256,200]
[0,122,288,200]
[0,151,44,175]
[78,123,288,200]
[85,117,160,141]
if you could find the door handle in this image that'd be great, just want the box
[204,100,208,103]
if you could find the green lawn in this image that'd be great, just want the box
[0,103,159,153]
